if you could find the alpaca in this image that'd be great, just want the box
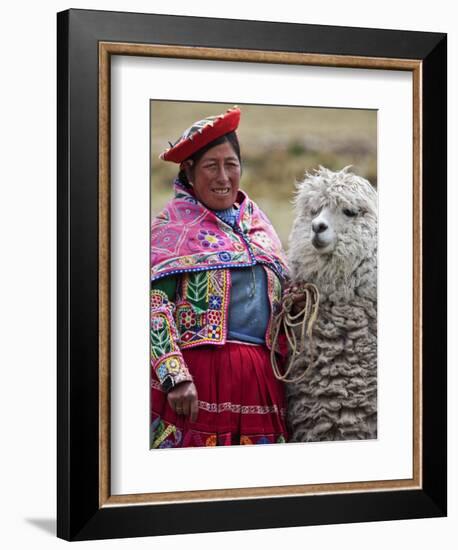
[286,166,377,442]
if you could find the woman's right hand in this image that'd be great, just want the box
[167,381,199,422]
[284,284,307,315]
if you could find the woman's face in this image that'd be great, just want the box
[188,142,241,210]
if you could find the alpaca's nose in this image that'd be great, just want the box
[312,220,328,234]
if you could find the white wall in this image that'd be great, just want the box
[0,1,455,548]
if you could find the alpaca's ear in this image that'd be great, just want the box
[340,165,353,174]
[296,170,314,190]
[292,178,308,200]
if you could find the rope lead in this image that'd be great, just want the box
[270,283,320,383]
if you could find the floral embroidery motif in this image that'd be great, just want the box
[154,353,190,385]
[165,356,181,373]
[175,202,203,223]
[197,229,226,249]
[207,310,221,325]
[208,295,222,309]
[151,317,165,330]
[205,434,217,446]
[180,309,197,328]
[153,227,182,252]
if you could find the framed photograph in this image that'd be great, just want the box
[57,9,447,541]
[148,100,378,452]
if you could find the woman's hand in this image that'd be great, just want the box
[284,284,307,315]
[167,381,199,422]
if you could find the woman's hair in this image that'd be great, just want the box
[177,131,241,187]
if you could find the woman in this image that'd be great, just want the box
[150,106,289,448]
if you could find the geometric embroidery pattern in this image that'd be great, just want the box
[150,378,286,418]
[176,269,230,349]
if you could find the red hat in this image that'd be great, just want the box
[159,106,241,163]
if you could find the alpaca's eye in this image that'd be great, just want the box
[310,207,320,217]
[343,208,358,217]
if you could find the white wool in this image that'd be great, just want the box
[286,166,378,442]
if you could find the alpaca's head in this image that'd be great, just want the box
[289,167,377,295]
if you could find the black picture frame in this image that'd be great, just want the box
[57,8,447,541]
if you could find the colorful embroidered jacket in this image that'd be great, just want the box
[151,180,289,392]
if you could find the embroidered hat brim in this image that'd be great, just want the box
[160,107,241,163]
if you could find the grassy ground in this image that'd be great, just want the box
[151,101,377,247]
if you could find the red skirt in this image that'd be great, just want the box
[150,342,288,448]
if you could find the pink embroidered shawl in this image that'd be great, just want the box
[151,181,289,282]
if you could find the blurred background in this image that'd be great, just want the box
[151,101,377,247]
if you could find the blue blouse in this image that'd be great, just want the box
[214,206,270,345]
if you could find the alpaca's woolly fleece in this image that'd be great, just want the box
[286,166,377,442]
